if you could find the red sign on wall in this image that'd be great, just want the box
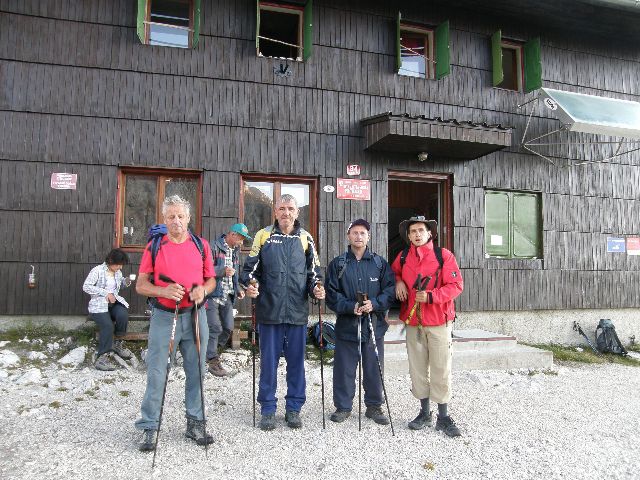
[51,173,77,190]
[627,237,640,256]
[336,178,370,200]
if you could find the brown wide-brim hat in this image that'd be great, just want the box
[399,216,438,245]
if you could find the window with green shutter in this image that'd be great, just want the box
[256,1,313,62]
[396,14,450,80]
[137,0,201,49]
[485,189,542,259]
[491,31,542,92]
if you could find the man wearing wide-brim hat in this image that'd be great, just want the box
[391,216,464,437]
[204,223,252,377]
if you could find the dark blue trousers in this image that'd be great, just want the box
[90,302,128,356]
[333,334,385,411]
[257,323,307,415]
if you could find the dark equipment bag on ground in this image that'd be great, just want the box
[595,319,628,356]
[310,321,337,351]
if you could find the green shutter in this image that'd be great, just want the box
[192,0,201,48]
[303,0,313,61]
[435,20,450,79]
[137,0,146,43]
[256,0,261,53]
[396,12,402,73]
[491,30,503,87]
[512,193,541,258]
[523,37,542,92]
[485,191,510,257]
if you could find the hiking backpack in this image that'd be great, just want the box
[337,251,383,280]
[399,244,444,286]
[311,321,337,351]
[595,319,628,356]
[147,224,205,269]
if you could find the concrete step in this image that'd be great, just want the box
[383,326,553,374]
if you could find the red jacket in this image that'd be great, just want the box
[391,241,463,327]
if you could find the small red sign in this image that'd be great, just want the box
[627,237,640,256]
[336,178,370,200]
[346,164,361,176]
[51,173,77,190]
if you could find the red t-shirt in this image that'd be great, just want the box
[139,235,214,310]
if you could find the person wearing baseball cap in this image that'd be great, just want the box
[204,223,252,376]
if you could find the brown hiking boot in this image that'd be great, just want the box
[208,358,228,377]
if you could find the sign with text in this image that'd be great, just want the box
[606,237,626,253]
[627,237,640,256]
[346,164,361,176]
[50,173,77,190]
[336,178,370,200]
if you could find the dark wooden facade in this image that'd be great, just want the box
[1,0,640,317]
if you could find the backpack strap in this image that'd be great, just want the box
[400,246,410,267]
[151,230,205,270]
[337,252,348,280]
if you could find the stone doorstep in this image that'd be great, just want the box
[383,327,554,373]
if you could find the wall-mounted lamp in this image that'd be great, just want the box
[417,152,429,162]
[28,265,36,289]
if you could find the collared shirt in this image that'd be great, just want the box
[82,263,130,313]
[213,240,234,305]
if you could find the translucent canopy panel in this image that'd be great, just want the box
[541,88,640,139]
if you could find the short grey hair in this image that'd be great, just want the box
[162,195,191,216]
[277,194,298,208]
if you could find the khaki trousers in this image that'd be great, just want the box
[405,321,452,404]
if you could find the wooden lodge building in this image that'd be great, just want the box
[2,0,640,343]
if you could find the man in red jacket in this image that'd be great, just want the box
[391,216,463,437]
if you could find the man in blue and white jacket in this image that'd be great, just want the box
[324,218,396,425]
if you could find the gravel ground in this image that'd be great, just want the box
[0,340,639,480]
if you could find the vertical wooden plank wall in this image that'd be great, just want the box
[0,0,639,315]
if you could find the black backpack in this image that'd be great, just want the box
[595,319,628,356]
[399,245,444,286]
[310,321,337,351]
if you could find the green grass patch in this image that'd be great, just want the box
[627,342,640,353]
[305,344,335,364]
[119,390,130,397]
[101,378,116,385]
[56,387,68,392]
[527,343,640,367]
[48,401,62,409]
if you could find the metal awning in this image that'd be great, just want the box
[361,113,513,160]
[520,88,640,165]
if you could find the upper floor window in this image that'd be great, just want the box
[491,31,542,92]
[240,174,318,249]
[396,14,450,80]
[484,189,542,259]
[137,0,202,49]
[117,168,202,249]
[256,1,313,61]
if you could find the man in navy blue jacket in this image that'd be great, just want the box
[325,218,396,425]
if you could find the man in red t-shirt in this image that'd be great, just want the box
[134,195,216,452]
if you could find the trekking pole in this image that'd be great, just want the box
[191,284,209,457]
[356,292,365,432]
[365,311,395,436]
[152,274,181,468]
[316,280,326,430]
[249,279,259,427]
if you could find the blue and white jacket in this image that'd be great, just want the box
[82,263,129,314]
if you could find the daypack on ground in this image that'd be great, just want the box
[310,321,337,351]
[595,319,628,356]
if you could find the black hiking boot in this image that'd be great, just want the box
[185,418,214,445]
[329,409,351,423]
[95,353,116,371]
[139,429,157,452]
[259,413,276,431]
[285,410,302,429]
[112,340,133,360]
[365,406,390,425]
[408,410,432,430]
[435,415,461,437]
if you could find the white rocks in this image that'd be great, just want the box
[28,351,48,361]
[14,368,42,385]
[57,347,87,367]
[47,378,61,389]
[0,340,10,347]
[0,350,20,367]
[47,342,60,351]
[0,369,8,380]
[18,336,30,343]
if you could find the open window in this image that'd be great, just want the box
[240,174,318,249]
[137,0,202,48]
[256,1,313,61]
[491,30,541,92]
[117,168,202,249]
[396,13,450,80]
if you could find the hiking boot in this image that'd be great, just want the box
[185,418,214,446]
[139,429,157,452]
[435,415,461,437]
[207,358,228,377]
[112,340,133,360]
[408,410,432,430]
[329,409,351,423]
[95,353,116,371]
[285,410,302,429]
[259,413,276,431]
[365,406,390,425]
